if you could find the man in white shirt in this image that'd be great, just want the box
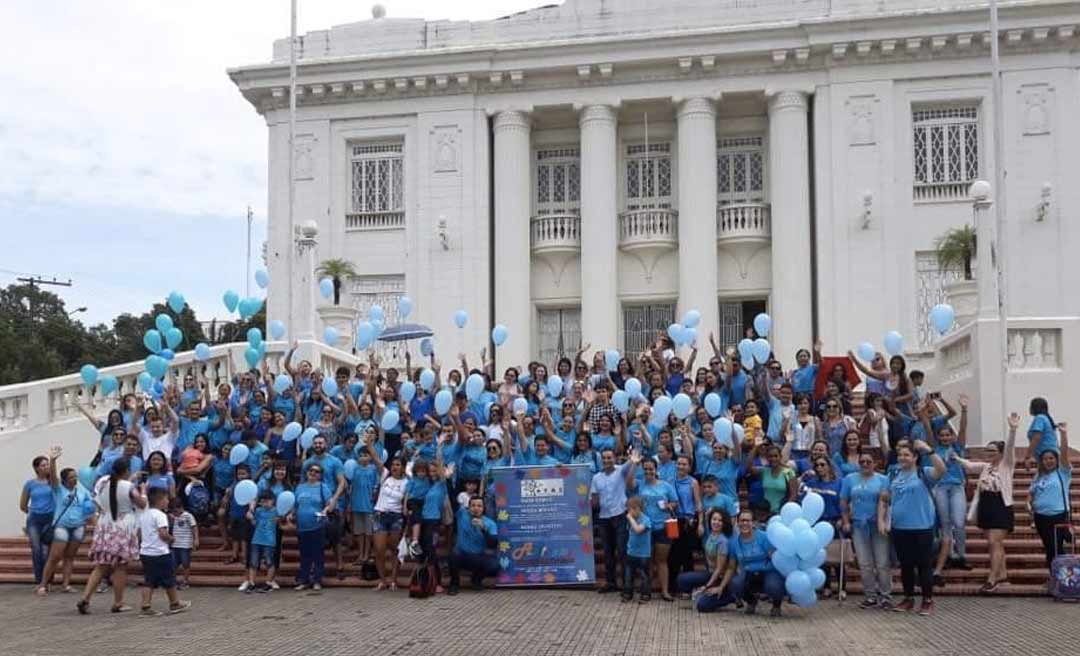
[589,449,635,593]
[140,416,177,461]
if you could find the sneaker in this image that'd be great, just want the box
[744,602,758,615]
[597,585,615,594]
[294,583,309,591]
[447,583,459,596]
[769,604,782,618]
[267,580,280,591]
[139,608,161,618]
[238,581,253,592]
[859,598,879,610]
[168,600,192,615]
[878,599,895,611]
[620,593,633,603]
[917,599,934,616]
[255,583,271,593]
[893,598,915,613]
[408,540,422,558]
[95,582,109,594]
[311,583,322,593]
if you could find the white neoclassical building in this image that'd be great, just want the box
[228,0,1080,442]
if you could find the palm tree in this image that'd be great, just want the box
[934,224,976,280]
[315,259,358,305]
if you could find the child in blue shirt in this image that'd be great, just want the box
[349,450,379,565]
[404,461,432,557]
[623,496,652,603]
[241,491,279,592]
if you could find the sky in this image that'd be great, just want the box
[0,0,545,326]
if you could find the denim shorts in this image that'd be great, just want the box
[52,526,85,544]
[248,544,276,569]
[173,548,191,569]
[375,511,404,535]
[141,553,176,589]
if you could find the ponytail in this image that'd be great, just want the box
[108,457,131,521]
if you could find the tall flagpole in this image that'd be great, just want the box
[288,0,298,339]
[989,0,1010,427]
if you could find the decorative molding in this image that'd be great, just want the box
[678,57,693,73]
[598,63,613,78]
[906,37,922,52]
[956,33,972,49]
[1019,83,1053,136]
[1058,26,1076,40]
[677,97,716,121]
[931,36,948,51]
[768,90,808,113]
[832,43,848,59]
[880,39,896,55]
[310,84,325,97]
[510,70,525,85]
[772,49,788,65]
[1006,29,1024,45]
[794,48,809,63]
[700,55,715,70]
[846,95,878,146]
[579,104,617,126]
[431,125,461,173]
[577,64,591,81]
[718,244,770,281]
[293,133,316,181]
[350,81,365,94]
[434,74,449,89]
[372,79,386,93]
[856,41,872,56]
[493,110,530,132]
[489,71,504,86]
[329,82,346,95]
[393,78,408,91]
[413,76,427,90]
[456,73,471,87]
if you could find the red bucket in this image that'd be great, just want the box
[665,518,680,540]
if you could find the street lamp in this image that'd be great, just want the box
[66,307,87,317]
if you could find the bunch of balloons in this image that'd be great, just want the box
[765,492,835,608]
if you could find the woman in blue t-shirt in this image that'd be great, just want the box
[1029,421,1072,573]
[142,451,176,500]
[37,466,94,595]
[676,508,735,612]
[1025,397,1060,468]
[840,450,892,608]
[291,462,335,590]
[881,441,945,616]
[802,455,843,598]
[716,509,784,616]
[627,453,678,601]
[21,446,60,587]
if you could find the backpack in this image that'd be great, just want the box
[186,483,211,519]
[408,563,438,599]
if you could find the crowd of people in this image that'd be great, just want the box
[18,332,1074,618]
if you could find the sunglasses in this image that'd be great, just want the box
[487,446,500,452]
[826,404,839,410]
[308,468,322,474]
[814,462,829,468]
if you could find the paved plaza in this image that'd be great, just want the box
[2,585,1076,656]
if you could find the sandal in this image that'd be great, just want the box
[76,599,90,615]
[660,593,674,602]
[111,604,133,613]
[389,582,398,591]
[35,586,48,597]
[375,582,387,591]
[62,586,74,593]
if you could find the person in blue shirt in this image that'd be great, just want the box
[515,430,559,466]
[541,410,578,464]
[789,342,822,397]
[716,510,784,616]
[840,451,892,608]
[832,430,863,478]
[242,491,280,592]
[37,465,95,595]
[623,496,653,602]
[882,440,946,616]
[404,460,432,557]
[1029,420,1072,573]
[302,435,347,576]
[447,496,499,595]
[142,451,177,500]
[1025,396,1060,468]
[95,428,129,479]
[177,401,224,457]
[699,476,739,531]
[21,447,59,588]
[291,462,335,591]
[801,456,843,598]
[925,395,971,584]
[211,443,236,504]
[418,460,450,590]
[348,446,379,566]
[627,453,678,601]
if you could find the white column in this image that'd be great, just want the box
[295,232,318,341]
[677,98,719,341]
[579,105,620,350]
[494,111,532,367]
[768,90,813,365]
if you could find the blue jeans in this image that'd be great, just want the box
[449,552,500,587]
[676,570,736,612]
[623,556,651,596]
[26,513,52,585]
[596,514,627,588]
[296,529,325,585]
[851,522,893,602]
[731,569,784,606]
[932,484,967,559]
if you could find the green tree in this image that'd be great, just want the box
[0,284,91,384]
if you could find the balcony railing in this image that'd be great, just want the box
[530,213,581,254]
[717,202,771,244]
[345,211,405,231]
[618,208,678,250]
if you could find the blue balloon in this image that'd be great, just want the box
[255,268,270,290]
[491,324,509,346]
[789,517,811,534]
[322,378,338,398]
[683,309,701,329]
[356,322,375,350]
[167,291,185,314]
[223,290,240,313]
[802,492,825,524]
[737,339,754,366]
[771,550,800,577]
[143,330,162,354]
[753,312,772,337]
[319,278,334,300]
[714,417,733,444]
[244,347,260,369]
[465,373,484,401]
[369,304,384,323]
[323,326,339,347]
[733,423,745,445]
[624,378,641,399]
[512,397,528,416]
[239,297,263,320]
[800,548,827,571]
[612,390,630,413]
[194,342,211,361]
[145,355,168,379]
[160,349,175,361]
[672,393,692,420]
[299,427,318,450]
[152,380,165,398]
[813,521,835,549]
[77,466,97,490]
[381,410,400,432]
[780,503,803,526]
[269,320,286,340]
[785,570,812,599]
[155,313,173,334]
[419,368,436,392]
[398,296,413,319]
[247,327,263,348]
[605,349,620,372]
[751,338,771,365]
[667,323,684,342]
[282,422,302,442]
[138,372,153,392]
[884,330,904,356]
[794,527,819,560]
[653,396,672,421]
[229,443,250,466]
[683,327,698,347]
[275,490,295,516]
[420,338,433,357]
[546,375,563,398]
[453,309,468,328]
[767,522,796,557]
[434,389,453,415]
[100,375,118,396]
[233,479,257,505]
[857,341,876,362]
[930,304,955,335]
[704,393,722,418]
[79,364,98,387]
[343,459,358,480]
[399,381,416,404]
[792,590,818,607]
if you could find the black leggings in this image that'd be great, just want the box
[667,520,698,591]
[892,529,934,600]
[1034,512,1070,570]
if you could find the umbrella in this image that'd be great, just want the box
[376,323,434,343]
[813,356,861,400]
